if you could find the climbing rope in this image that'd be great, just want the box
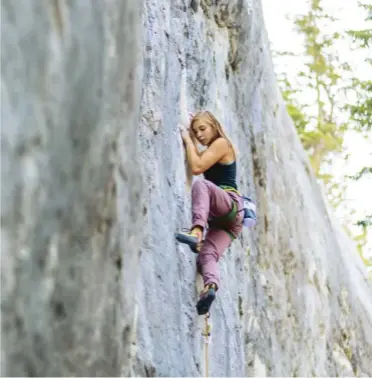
[202,312,212,377]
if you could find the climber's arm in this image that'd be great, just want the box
[189,133,202,156]
[184,137,228,175]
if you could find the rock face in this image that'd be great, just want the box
[136,0,372,377]
[1,1,143,376]
[1,0,372,377]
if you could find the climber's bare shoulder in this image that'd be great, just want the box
[193,138,230,175]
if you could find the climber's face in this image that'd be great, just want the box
[191,117,218,146]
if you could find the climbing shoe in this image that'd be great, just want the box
[175,229,202,253]
[196,283,217,315]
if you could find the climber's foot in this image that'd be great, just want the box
[196,283,217,315]
[175,227,203,253]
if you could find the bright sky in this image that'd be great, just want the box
[261,0,372,259]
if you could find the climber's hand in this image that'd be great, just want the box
[189,112,195,123]
[179,124,190,142]
[187,113,198,145]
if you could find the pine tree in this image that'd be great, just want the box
[274,0,371,261]
[276,0,347,207]
[345,2,372,250]
[345,2,372,140]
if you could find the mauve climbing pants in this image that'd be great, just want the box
[191,179,244,288]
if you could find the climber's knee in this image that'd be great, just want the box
[192,178,207,193]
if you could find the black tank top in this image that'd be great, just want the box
[204,161,238,190]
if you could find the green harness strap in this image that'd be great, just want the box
[219,185,241,195]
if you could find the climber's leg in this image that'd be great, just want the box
[191,179,235,230]
[175,179,234,253]
[197,228,232,288]
[195,228,233,315]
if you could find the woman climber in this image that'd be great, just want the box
[175,111,244,316]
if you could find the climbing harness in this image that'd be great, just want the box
[202,312,212,377]
[223,187,257,228]
[208,186,257,233]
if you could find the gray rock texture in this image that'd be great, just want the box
[1,0,372,377]
[136,0,372,377]
[1,0,143,376]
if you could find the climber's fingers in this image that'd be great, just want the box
[179,124,189,141]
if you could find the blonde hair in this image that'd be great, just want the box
[185,110,238,186]
[191,111,237,157]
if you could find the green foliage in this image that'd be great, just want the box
[344,2,372,243]
[356,215,372,228]
[347,29,372,48]
[344,3,372,134]
[344,78,372,135]
[275,0,371,263]
[278,0,345,179]
[348,166,372,180]
[354,217,372,266]
[279,76,309,135]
